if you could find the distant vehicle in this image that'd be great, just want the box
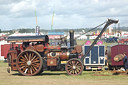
[104,37,118,43]
[118,37,128,44]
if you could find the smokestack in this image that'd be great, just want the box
[69,30,74,47]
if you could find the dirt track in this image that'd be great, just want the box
[0,61,128,85]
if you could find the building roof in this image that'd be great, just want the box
[48,32,64,35]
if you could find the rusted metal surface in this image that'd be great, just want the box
[71,49,77,54]
[47,58,57,66]
[59,52,69,60]
[25,45,45,52]
[46,51,69,66]
[75,45,82,53]
[71,45,82,54]
[47,52,60,58]
[26,46,35,51]
[47,52,69,60]
[46,46,61,50]
[35,45,44,52]
[8,50,18,71]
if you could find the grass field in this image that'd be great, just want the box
[0,61,128,85]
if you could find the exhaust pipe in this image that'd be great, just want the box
[69,30,74,47]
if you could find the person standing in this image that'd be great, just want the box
[123,53,128,72]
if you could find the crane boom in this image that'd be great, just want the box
[81,19,119,62]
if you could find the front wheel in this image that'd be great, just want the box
[65,58,83,75]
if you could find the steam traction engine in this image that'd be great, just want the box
[7,31,83,76]
[6,19,118,76]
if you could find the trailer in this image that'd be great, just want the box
[83,45,105,70]
[107,44,128,70]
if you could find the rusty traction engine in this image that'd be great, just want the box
[7,19,118,76]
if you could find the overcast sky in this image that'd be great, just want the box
[0,0,128,30]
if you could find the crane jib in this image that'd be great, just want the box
[81,19,119,62]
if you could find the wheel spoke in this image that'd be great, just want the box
[24,68,28,74]
[72,61,75,66]
[76,67,81,70]
[72,70,74,74]
[31,65,36,73]
[32,62,40,65]
[32,60,40,63]
[68,61,72,65]
[31,55,37,61]
[67,64,72,67]
[33,57,39,61]
[75,69,79,74]
[20,58,27,62]
[26,52,29,57]
[75,61,79,66]
[67,67,73,70]
[24,55,29,61]
[20,56,27,61]
[69,70,73,74]
[28,53,31,61]
[32,65,37,71]
[31,53,34,57]
[20,66,26,70]
[74,70,77,74]
[74,70,76,74]
[18,61,26,64]
[76,66,82,68]
[30,68,33,74]
[32,64,40,68]
[18,63,26,67]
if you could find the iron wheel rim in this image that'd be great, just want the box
[16,50,43,76]
[65,58,83,75]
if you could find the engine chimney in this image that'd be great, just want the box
[69,30,74,47]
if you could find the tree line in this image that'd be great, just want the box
[1,26,128,34]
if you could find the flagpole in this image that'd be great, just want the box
[51,11,54,30]
[35,10,38,26]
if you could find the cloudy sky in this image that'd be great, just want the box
[0,0,128,30]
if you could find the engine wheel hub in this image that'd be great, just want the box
[27,61,31,66]
[73,66,76,69]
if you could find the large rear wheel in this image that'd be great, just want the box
[16,50,43,76]
[65,58,83,75]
